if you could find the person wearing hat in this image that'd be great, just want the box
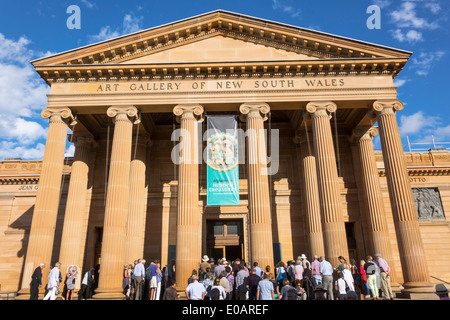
[200,255,211,280]
[30,263,45,300]
[435,284,450,300]
[300,254,311,270]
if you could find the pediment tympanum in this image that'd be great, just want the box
[121,35,319,64]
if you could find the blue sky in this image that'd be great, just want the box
[0,0,449,159]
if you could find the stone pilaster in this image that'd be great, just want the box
[93,106,138,300]
[173,104,203,292]
[17,108,76,299]
[371,100,434,297]
[305,101,348,267]
[124,131,150,264]
[240,103,274,270]
[351,126,398,287]
[294,129,325,258]
[59,132,94,290]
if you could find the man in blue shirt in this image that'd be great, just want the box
[253,262,263,278]
[256,274,274,300]
[185,276,206,300]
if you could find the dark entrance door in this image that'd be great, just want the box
[206,220,243,262]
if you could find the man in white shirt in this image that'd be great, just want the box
[133,259,146,300]
[185,276,206,300]
[43,262,61,300]
[319,256,334,300]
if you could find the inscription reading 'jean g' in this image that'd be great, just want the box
[95,78,346,92]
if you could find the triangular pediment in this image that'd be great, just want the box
[32,10,411,67]
[31,10,412,84]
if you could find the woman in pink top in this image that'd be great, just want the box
[294,260,304,281]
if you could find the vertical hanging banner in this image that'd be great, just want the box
[206,116,240,206]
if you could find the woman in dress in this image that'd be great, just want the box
[65,266,77,300]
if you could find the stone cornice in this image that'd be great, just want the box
[35,57,408,85]
[378,167,450,177]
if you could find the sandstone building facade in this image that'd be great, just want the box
[0,11,448,299]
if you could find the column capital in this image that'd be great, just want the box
[71,132,94,148]
[239,103,270,122]
[305,101,337,118]
[369,100,404,118]
[107,106,139,123]
[173,104,204,121]
[350,126,379,143]
[133,131,152,148]
[41,107,77,126]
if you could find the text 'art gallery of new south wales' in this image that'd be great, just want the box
[0,10,449,300]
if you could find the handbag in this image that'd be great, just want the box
[55,286,61,295]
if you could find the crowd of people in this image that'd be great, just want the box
[30,252,450,301]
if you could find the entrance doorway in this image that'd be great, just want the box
[206,220,243,262]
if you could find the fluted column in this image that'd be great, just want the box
[371,100,433,295]
[240,103,274,269]
[93,106,138,299]
[173,104,203,291]
[351,126,397,284]
[59,132,93,290]
[124,132,150,264]
[305,101,348,267]
[294,129,325,258]
[17,108,76,299]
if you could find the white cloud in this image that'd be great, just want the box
[373,0,391,8]
[411,51,445,76]
[88,13,144,43]
[394,78,408,87]
[80,0,95,8]
[388,1,442,43]
[65,144,75,158]
[398,111,439,136]
[0,33,52,160]
[272,0,301,18]
[0,141,46,160]
[391,28,423,42]
[425,2,441,14]
[390,1,439,30]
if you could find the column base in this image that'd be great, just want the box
[91,288,125,300]
[396,282,438,300]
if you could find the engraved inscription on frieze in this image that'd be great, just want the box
[412,188,445,220]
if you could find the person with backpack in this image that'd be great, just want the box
[275,261,287,294]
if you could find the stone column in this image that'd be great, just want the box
[305,101,348,267]
[59,132,93,290]
[17,107,76,299]
[294,129,325,258]
[173,104,203,292]
[240,103,274,269]
[93,106,138,300]
[124,131,150,264]
[371,100,433,297]
[351,126,397,284]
